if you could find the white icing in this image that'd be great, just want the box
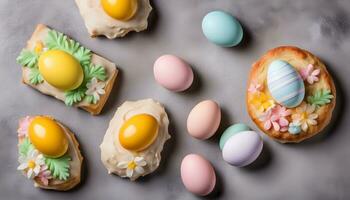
[100,99,171,181]
[75,0,152,38]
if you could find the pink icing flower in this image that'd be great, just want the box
[259,105,291,132]
[259,109,279,131]
[272,105,292,132]
[17,116,33,138]
[248,81,263,93]
[37,165,52,186]
[300,64,320,84]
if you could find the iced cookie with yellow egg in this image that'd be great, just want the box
[100,99,171,180]
[16,24,118,115]
[75,0,152,38]
[17,116,83,191]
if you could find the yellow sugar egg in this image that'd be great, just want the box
[101,0,138,21]
[28,116,68,158]
[38,50,84,91]
[119,114,159,151]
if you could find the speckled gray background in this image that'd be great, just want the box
[1,0,350,199]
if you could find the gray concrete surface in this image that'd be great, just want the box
[0,0,349,199]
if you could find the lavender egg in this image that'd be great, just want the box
[222,131,263,167]
[267,60,305,108]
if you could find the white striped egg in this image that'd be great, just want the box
[267,60,305,108]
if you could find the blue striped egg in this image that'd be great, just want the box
[267,60,305,108]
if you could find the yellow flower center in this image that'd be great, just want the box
[262,101,273,110]
[34,41,44,54]
[251,92,274,112]
[301,112,308,120]
[127,161,136,170]
[28,160,36,169]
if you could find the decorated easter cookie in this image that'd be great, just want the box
[16,24,118,115]
[17,116,83,191]
[246,46,336,143]
[75,0,152,38]
[100,99,171,180]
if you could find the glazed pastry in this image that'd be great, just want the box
[100,99,170,180]
[246,46,336,143]
[75,0,152,38]
[17,116,83,191]
[16,24,118,115]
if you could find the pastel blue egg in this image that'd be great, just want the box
[219,123,250,150]
[267,60,305,108]
[202,11,243,47]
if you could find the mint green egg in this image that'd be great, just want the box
[219,123,250,150]
[202,11,243,47]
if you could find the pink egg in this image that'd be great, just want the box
[153,55,194,92]
[187,100,221,139]
[181,154,216,196]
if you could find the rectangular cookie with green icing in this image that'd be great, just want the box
[16,24,118,115]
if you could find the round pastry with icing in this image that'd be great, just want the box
[17,116,83,191]
[75,0,152,38]
[100,99,171,180]
[246,46,336,143]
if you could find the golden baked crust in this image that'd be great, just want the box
[246,46,336,143]
[20,24,118,115]
[18,116,83,191]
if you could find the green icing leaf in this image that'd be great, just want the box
[64,86,86,106]
[45,30,92,66]
[28,68,44,85]
[84,64,107,81]
[16,50,38,68]
[44,154,71,181]
[307,89,334,107]
[45,30,69,51]
[74,47,91,67]
[84,95,96,104]
[19,137,34,157]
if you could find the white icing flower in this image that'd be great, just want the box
[291,103,318,132]
[85,77,106,104]
[17,149,45,179]
[117,156,147,178]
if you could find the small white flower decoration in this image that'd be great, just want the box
[17,149,45,179]
[291,103,318,132]
[117,156,147,178]
[85,77,106,104]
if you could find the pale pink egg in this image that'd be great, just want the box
[180,154,216,196]
[187,100,221,139]
[153,55,193,92]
